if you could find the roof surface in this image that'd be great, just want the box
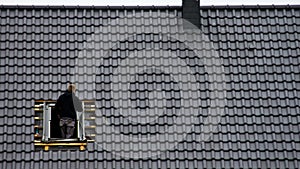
[0,5,300,168]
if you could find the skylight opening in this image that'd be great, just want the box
[33,100,96,151]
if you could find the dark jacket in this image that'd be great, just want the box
[54,91,83,119]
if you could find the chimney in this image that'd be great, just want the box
[182,0,201,29]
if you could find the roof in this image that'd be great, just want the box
[0,4,300,168]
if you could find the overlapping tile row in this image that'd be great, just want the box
[0,5,299,168]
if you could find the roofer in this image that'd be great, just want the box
[54,84,83,139]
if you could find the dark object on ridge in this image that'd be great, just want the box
[182,0,201,29]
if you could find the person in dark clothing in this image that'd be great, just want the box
[54,84,83,139]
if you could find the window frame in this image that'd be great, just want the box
[34,100,96,150]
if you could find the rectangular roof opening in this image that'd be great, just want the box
[34,100,96,151]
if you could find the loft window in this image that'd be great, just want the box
[34,100,96,150]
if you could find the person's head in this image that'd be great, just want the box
[67,84,76,93]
